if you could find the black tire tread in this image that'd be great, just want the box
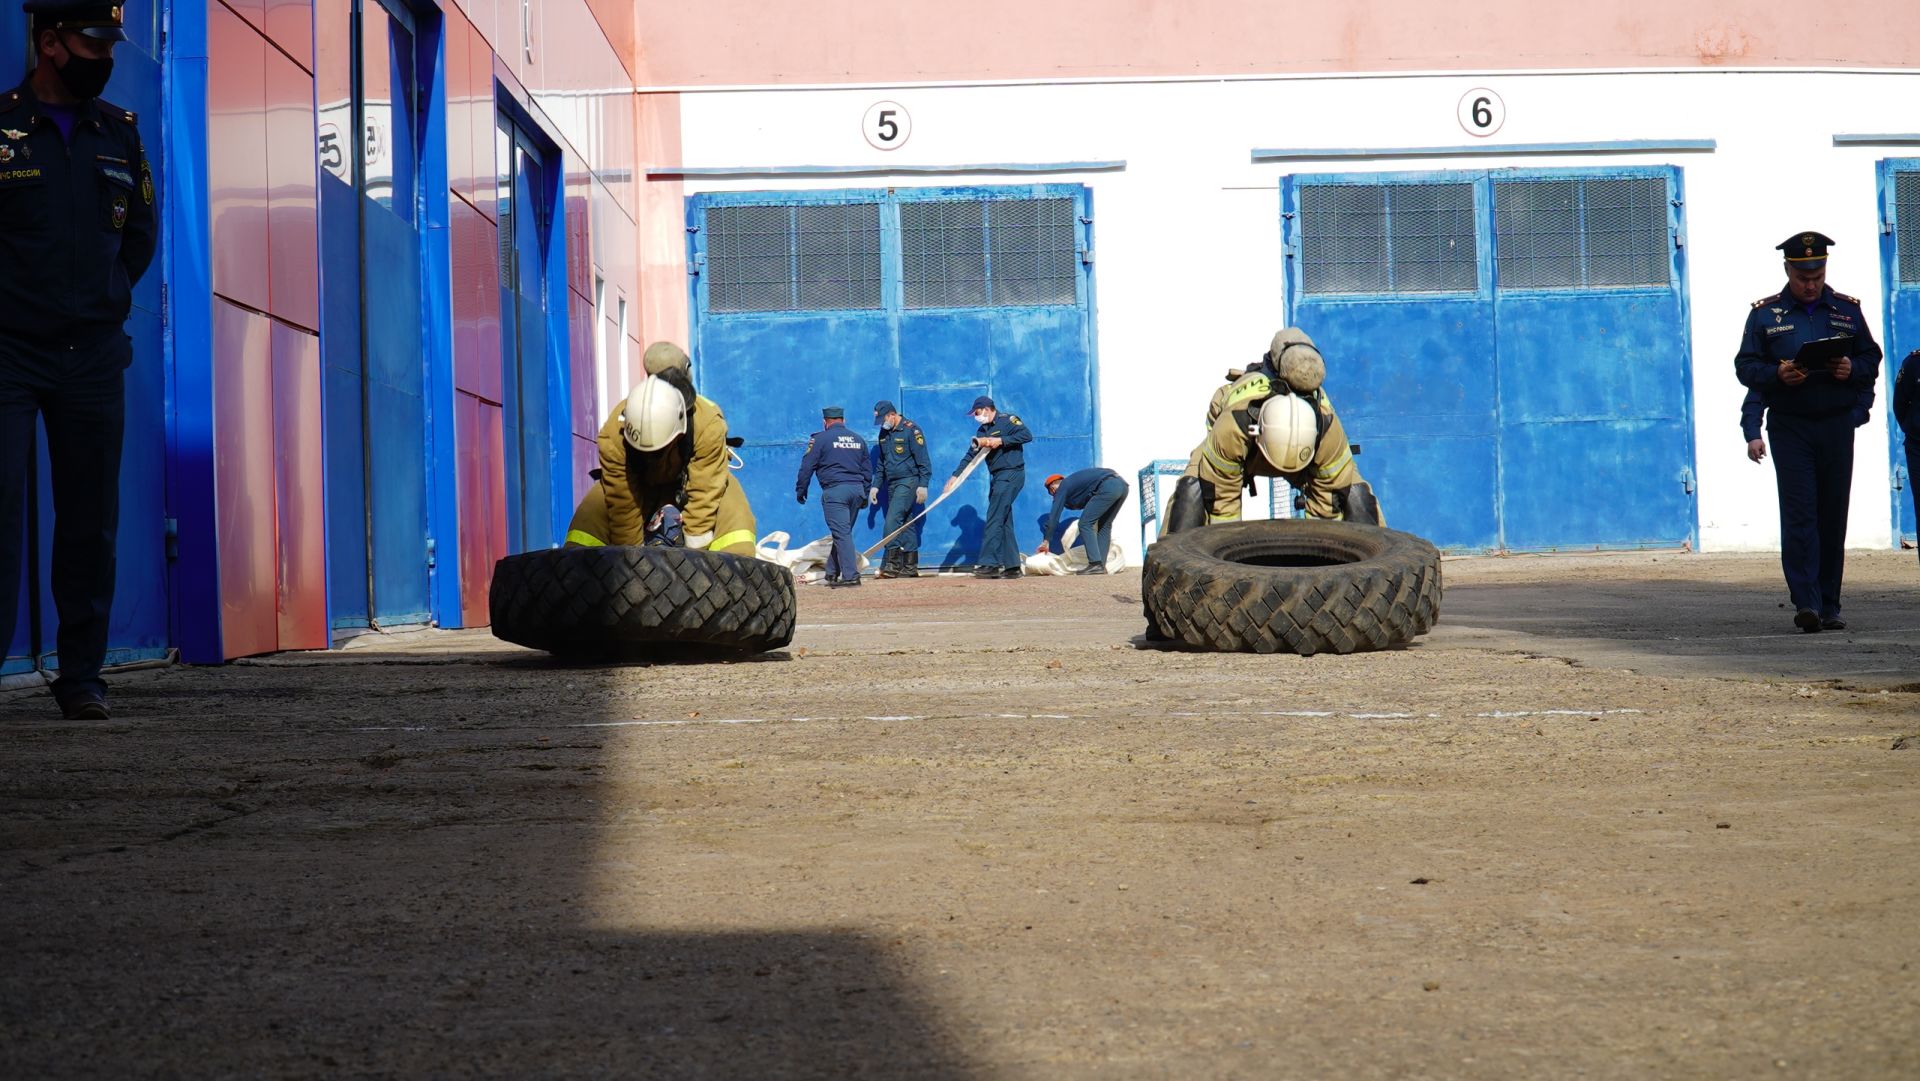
[489,546,796,658]
[1141,520,1442,655]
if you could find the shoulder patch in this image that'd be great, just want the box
[1008,415,1022,426]
[914,432,924,444]
[1751,293,1781,309]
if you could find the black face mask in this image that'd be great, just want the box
[54,41,114,100]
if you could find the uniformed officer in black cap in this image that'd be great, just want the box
[868,399,930,578]
[1,0,156,718]
[1734,231,1882,632]
[943,395,1032,578]
[796,407,871,587]
[1894,348,1920,564]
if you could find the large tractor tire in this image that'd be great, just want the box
[1142,519,1441,655]
[489,546,796,659]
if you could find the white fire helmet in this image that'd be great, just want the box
[620,376,689,452]
[1255,394,1319,472]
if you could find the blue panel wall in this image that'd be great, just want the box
[319,172,370,631]
[1284,167,1695,553]
[690,185,1097,568]
[363,200,431,624]
[1290,297,1501,551]
[1882,159,1919,546]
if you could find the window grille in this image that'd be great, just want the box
[902,197,1077,308]
[1897,171,1920,284]
[1299,183,1477,296]
[1495,176,1669,290]
[705,203,882,313]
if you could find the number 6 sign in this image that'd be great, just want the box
[863,101,911,151]
[1457,88,1505,138]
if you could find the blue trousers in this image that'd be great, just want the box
[1907,431,1918,565]
[1,336,126,705]
[1076,476,1130,567]
[1767,412,1852,617]
[882,480,921,555]
[981,468,1024,568]
[821,483,865,580]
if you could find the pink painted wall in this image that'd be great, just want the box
[630,0,1920,86]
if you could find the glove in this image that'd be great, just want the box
[868,487,880,506]
[915,486,927,504]
[796,492,808,505]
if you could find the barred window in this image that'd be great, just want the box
[1495,176,1670,290]
[705,203,882,313]
[1897,171,1920,284]
[1299,183,1477,296]
[903,197,1077,308]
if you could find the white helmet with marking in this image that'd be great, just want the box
[1255,393,1319,473]
[620,376,689,452]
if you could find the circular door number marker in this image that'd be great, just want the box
[1457,89,1505,138]
[863,101,911,151]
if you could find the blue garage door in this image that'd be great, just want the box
[688,185,1097,567]
[1882,160,1919,547]
[1283,168,1696,552]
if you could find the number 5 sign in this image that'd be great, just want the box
[863,101,911,151]
[1457,88,1505,137]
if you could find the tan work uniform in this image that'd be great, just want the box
[1182,371,1366,522]
[565,395,759,555]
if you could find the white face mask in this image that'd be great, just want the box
[973,412,990,424]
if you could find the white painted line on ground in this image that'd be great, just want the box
[566,718,770,728]
[1475,708,1645,718]
[794,617,1106,631]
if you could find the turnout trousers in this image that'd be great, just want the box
[1767,411,1853,618]
[0,334,127,706]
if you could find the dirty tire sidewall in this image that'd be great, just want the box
[489,546,797,658]
[1141,520,1442,655]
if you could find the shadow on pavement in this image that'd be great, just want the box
[0,652,974,1079]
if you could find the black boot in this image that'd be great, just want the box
[900,551,920,578]
[877,550,903,579]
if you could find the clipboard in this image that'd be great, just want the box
[1792,335,1854,370]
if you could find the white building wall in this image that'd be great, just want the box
[674,69,1917,562]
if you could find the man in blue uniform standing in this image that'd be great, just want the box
[1894,349,1920,564]
[1734,231,1883,632]
[868,399,930,579]
[796,406,871,587]
[1036,468,1129,575]
[1,0,156,719]
[943,395,1032,579]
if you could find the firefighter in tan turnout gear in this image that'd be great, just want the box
[1165,328,1382,532]
[564,342,759,556]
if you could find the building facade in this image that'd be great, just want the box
[4,1,1916,679]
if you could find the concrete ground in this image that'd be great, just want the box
[3,548,1918,1079]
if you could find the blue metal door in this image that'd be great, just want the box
[497,121,555,553]
[688,186,1097,567]
[1881,160,1919,546]
[1283,168,1695,552]
[322,0,430,631]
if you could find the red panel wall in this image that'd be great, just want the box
[265,45,320,332]
[213,300,278,660]
[455,393,507,626]
[271,323,327,650]
[208,1,270,315]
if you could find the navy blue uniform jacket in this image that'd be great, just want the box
[875,418,931,487]
[1041,467,1119,546]
[796,424,871,496]
[952,411,1033,477]
[0,83,156,348]
[1893,350,1920,438]
[1735,284,1882,419]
